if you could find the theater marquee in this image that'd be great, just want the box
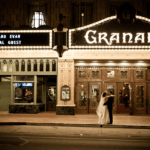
[0,30,52,50]
[69,15,150,50]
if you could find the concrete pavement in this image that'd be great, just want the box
[0,111,150,129]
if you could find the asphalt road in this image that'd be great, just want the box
[0,125,150,150]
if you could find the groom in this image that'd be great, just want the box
[104,90,114,124]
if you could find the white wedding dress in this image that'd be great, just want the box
[96,94,110,124]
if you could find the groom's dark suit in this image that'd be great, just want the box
[104,96,114,124]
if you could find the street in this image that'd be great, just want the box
[0,125,150,150]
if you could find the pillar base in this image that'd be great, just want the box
[56,106,75,115]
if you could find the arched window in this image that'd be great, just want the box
[46,60,50,71]
[9,60,13,72]
[27,60,31,71]
[31,12,45,28]
[21,60,25,71]
[3,60,7,72]
[34,60,37,71]
[52,60,56,71]
[16,60,19,71]
[40,60,43,71]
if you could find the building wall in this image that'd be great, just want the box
[0,0,149,29]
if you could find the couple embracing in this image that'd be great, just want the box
[96,91,114,124]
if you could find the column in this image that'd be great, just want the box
[56,59,75,115]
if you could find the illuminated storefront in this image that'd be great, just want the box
[0,29,58,113]
[57,9,150,115]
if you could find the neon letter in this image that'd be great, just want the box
[135,33,145,43]
[122,33,133,43]
[98,32,110,45]
[84,30,97,44]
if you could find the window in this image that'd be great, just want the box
[3,60,7,72]
[9,60,13,72]
[72,2,93,28]
[31,12,46,28]
[21,60,25,71]
[15,60,19,71]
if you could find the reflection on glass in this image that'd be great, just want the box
[13,76,34,81]
[119,83,130,107]
[107,70,115,78]
[79,85,86,106]
[91,85,99,108]
[107,85,115,94]
[13,83,34,103]
[61,86,70,100]
[48,86,57,101]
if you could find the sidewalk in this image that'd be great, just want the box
[0,111,150,129]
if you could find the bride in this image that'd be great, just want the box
[96,92,110,124]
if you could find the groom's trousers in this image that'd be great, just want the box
[108,107,113,123]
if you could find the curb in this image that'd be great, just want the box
[0,122,150,129]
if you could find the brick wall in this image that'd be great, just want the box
[0,2,28,28]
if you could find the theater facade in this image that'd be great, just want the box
[1,7,150,115]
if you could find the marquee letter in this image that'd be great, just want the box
[135,33,145,43]
[84,30,97,44]
[122,33,133,43]
[98,32,110,45]
[110,33,120,45]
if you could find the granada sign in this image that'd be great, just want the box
[84,30,148,45]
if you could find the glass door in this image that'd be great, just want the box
[76,82,101,114]
[117,82,130,114]
[89,82,101,113]
[134,83,146,114]
[76,82,89,114]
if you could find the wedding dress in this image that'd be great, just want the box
[96,93,110,124]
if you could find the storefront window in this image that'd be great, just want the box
[34,60,37,71]
[46,60,50,71]
[27,60,31,71]
[15,60,19,71]
[21,60,25,71]
[40,60,43,71]
[9,60,13,72]
[13,76,34,81]
[52,60,56,71]
[13,83,34,103]
[3,60,7,72]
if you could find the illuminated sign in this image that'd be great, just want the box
[0,33,49,46]
[84,30,146,45]
[0,30,52,50]
[69,15,150,49]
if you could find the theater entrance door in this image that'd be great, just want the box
[75,82,101,114]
